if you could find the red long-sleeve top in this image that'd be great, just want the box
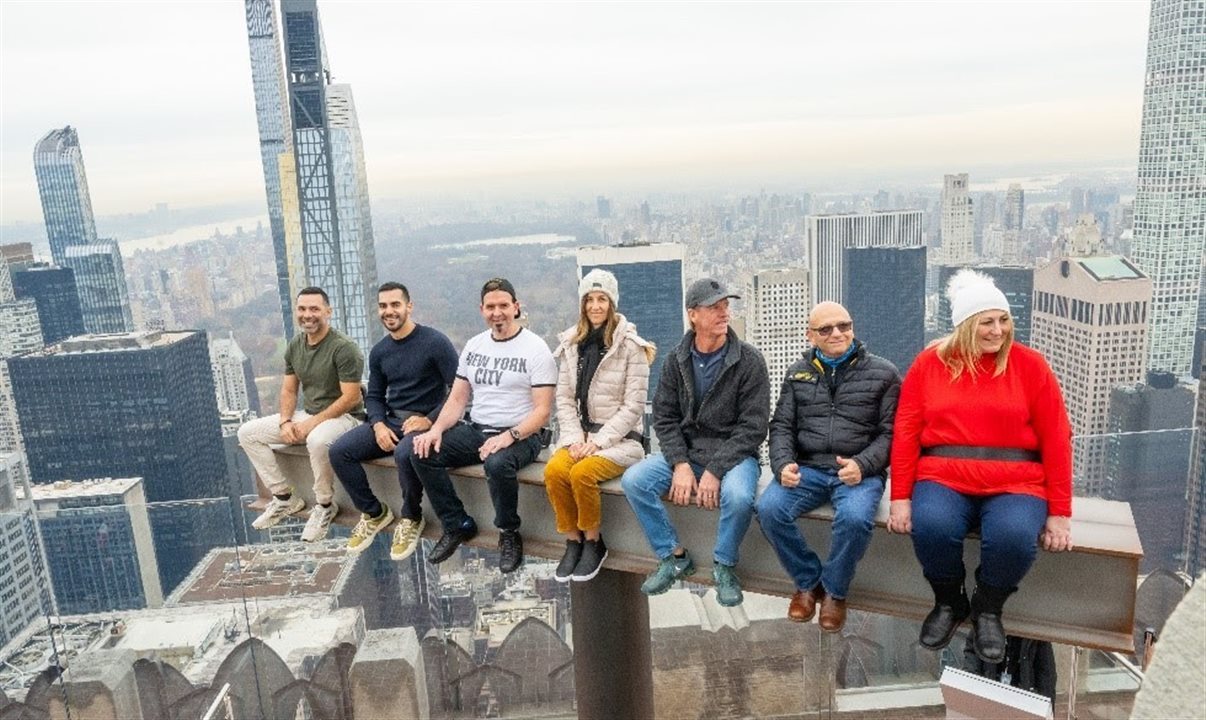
[889,343,1073,517]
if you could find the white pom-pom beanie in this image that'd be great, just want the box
[578,268,619,306]
[947,268,1010,327]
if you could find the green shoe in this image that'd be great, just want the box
[347,506,394,553]
[713,563,744,607]
[641,552,695,595]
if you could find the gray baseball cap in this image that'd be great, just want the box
[685,278,740,309]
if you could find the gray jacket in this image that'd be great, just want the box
[768,341,900,480]
[653,328,770,479]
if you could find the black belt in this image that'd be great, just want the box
[584,422,644,445]
[921,445,1041,463]
[470,422,509,436]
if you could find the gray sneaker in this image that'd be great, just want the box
[252,494,305,530]
[640,552,695,596]
[301,502,338,542]
[713,563,744,607]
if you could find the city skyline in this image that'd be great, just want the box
[0,2,1149,224]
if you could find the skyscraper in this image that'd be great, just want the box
[940,174,974,265]
[1131,0,1206,377]
[244,0,297,338]
[33,127,133,334]
[937,264,1034,345]
[8,331,230,594]
[0,453,53,646]
[803,210,924,307]
[62,242,133,334]
[1031,256,1151,495]
[0,262,42,457]
[210,335,261,415]
[280,0,379,359]
[844,246,926,372]
[577,242,686,399]
[32,477,163,614]
[10,264,86,345]
[744,268,809,407]
[32,127,98,263]
[1004,184,1025,231]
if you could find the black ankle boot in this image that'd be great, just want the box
[919,578,970,650]
[970,580,1015,663]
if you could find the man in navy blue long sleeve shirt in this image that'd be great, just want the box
[329,282,458,559]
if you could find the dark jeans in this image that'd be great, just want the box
[910,480,1048,590]
[410,421,542,532]
[329,422,423,520]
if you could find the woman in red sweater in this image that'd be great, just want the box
[887,269,1072,663]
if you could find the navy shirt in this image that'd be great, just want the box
[364,324,459,426]
[690,341,727,410]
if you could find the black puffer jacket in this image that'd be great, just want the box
[768,340,900,480]
[653,328,770,479]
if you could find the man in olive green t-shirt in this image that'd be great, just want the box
[239,286,366,541]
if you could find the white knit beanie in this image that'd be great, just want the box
[579,268,619,306]
[947,268,1010,327]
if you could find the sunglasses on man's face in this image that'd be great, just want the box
[810,321,853,336]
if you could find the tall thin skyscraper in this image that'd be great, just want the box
[33,127,133,334]
[804,210,924,307]
[1131,0,1206,378]
[280,0,379,359]
[244,0,297,339]
[0,261,42,457]
[1184,341,1206,577]
[32,127,98,263]
[940,174,974,265]
[1031,256,1151,495]
[1004,184,1025,231]
[577,242,686,400]
[210,335,260,415]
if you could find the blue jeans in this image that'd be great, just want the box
[756,466,883,599]
[910,480,1048,590]
[620,453,759,567]
[329,422,424,520]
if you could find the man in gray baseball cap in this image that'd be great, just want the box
[621,276,770,607]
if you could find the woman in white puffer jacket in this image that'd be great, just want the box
[545,268,655,583]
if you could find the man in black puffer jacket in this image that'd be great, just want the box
[757,301,900,632]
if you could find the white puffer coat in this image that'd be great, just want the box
[553,313,654,468]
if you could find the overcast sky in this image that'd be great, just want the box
[0,1,1149,224]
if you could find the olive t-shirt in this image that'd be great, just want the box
[284,329,365,417]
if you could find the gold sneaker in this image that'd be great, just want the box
[347,507,394,553]
[390,517,426,561]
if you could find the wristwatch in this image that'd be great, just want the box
[508,428,522,442]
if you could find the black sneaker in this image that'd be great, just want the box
[429,518,478,564]
[571,536,608,582]
[554,540,582,582]
[499,530,524,573]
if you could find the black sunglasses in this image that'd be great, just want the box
[810,321,853,336]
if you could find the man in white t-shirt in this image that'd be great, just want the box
[412,277,556,573]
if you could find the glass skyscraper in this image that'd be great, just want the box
[33,127,133,335]
[280,0,379,360]
[8,331,231,594]
[10,264,86,345]
[1131,0,1206,377]
[244,0,297,339]
[32,127,98,264]
[843,246,926,373]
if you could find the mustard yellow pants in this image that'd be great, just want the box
[543,447,624,534]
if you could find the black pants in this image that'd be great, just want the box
[328,421,424,520]
[410,421,542,531]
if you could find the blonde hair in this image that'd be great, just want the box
[572,293,618,347]
[936,311,1012,380]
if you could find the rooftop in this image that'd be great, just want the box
[166,542,354,605]
[1078,256,1147,281]
[54,330,194,354]
[29,477,141,501]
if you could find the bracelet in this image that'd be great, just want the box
[279,419,293,427]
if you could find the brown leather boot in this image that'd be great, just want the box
[787,584,824,622]
[819,595,847,633]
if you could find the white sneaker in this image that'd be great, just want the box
[301,502,338,542]
[390,517,426,561]
[252,495,305,530]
